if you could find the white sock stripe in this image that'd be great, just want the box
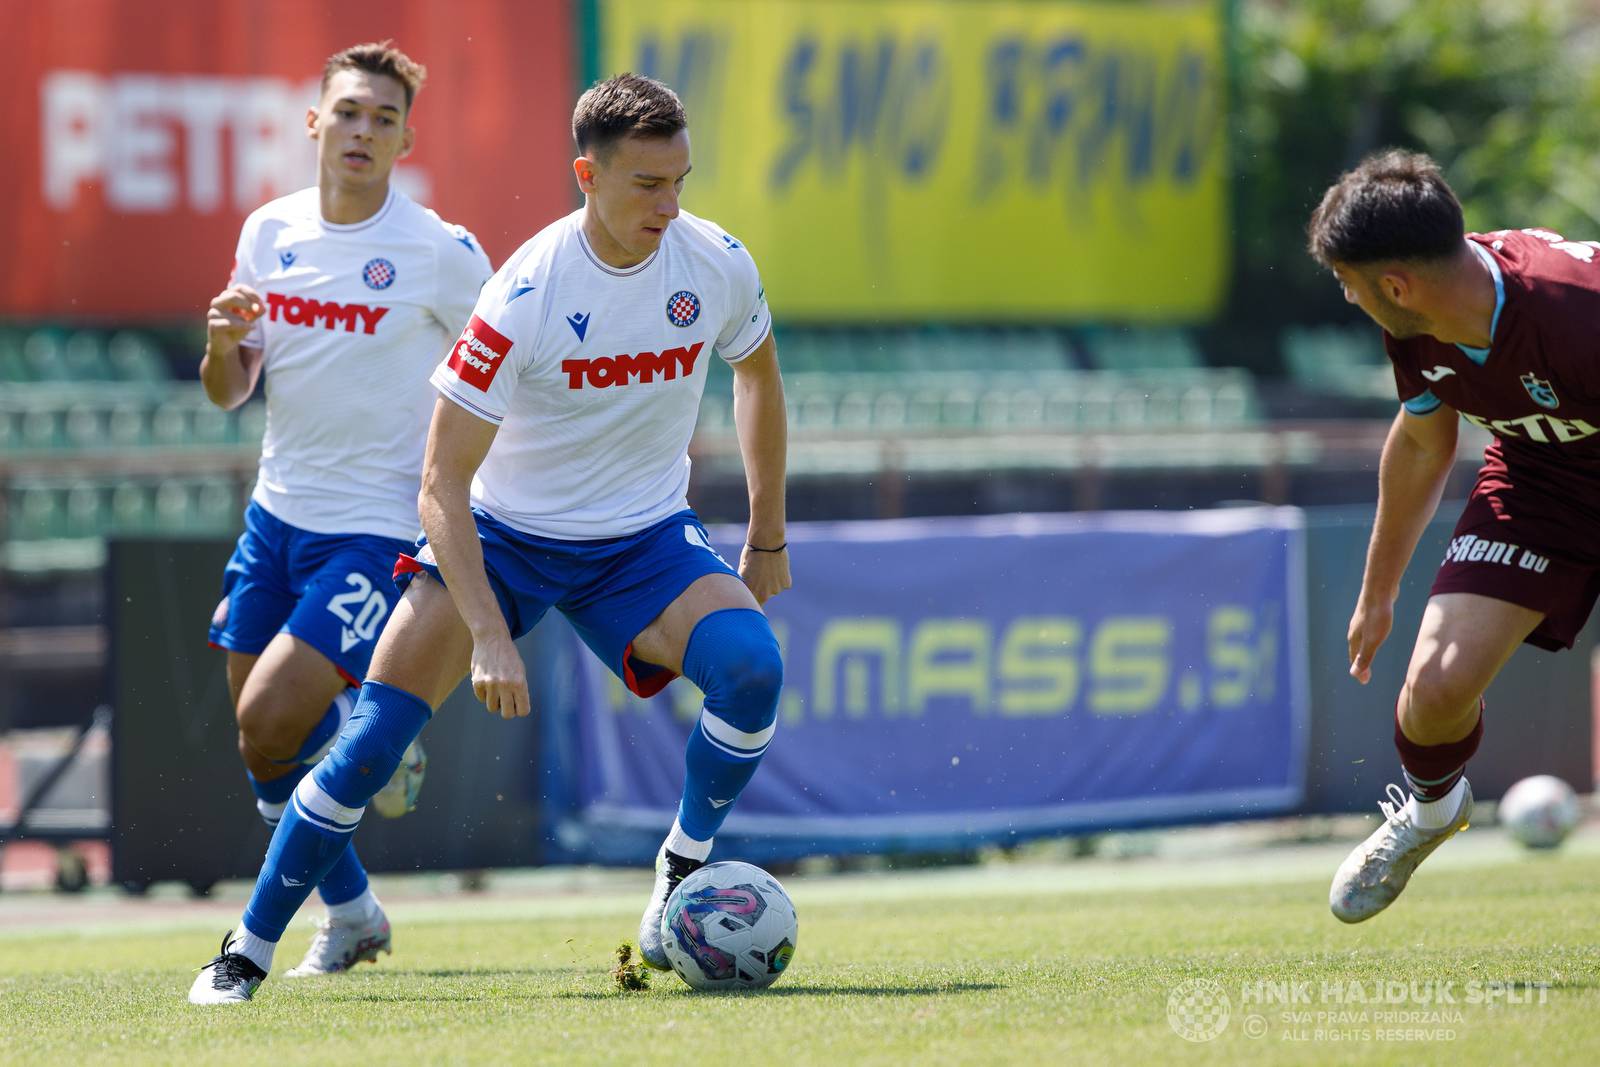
[293,774,365,830]
[291,794,361,834]
[699,723,770,761]
[698,710,776,753]
[256,799,287,824]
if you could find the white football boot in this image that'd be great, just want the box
[188,932,267,1004]
[283,910,393,977]
[638,847,705,969]
[1330,780,1472,923]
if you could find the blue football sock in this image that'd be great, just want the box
[240,681,431,942]
[316,842,371,907]
[244,691,368,907]
[675,609,783,842]
[277,690,355,765]
[247,764,307,809]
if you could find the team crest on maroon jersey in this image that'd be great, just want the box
[1520,373,1560,410]
[666,290,701,327]
[362,258,396,290]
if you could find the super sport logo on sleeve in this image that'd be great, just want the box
[448,315,513,391]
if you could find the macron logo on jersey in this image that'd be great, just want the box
[561,342,704,390]
[264,293,388,335]
[449,315,513,391]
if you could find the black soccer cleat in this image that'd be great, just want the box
[188,931,268,1004]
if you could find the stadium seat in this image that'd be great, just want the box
[154,480,194,531]
[64,403,108,449]
[21,329,71,382]
[191,399,232,445]
[194,478,240,528]
[1210,379,1258,424]
[773,331,817,373]
[107,331,171,382]
[238,400,267,444]
[11,484,63,541]
[63,332,113,380]
[0,328,30,382]
[993,328,1070,371]
[1281,325,1392,398]
[107,399,150,447]
[913,331,973,372]
[111,482,153,533]
[20,406,62,450]
[63,482,105,538]
[834,390,874,431]
[150,399,194,446]
[791,391,836,432]
[1080,327,1203,372]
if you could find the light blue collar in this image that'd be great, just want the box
[1455,240,1503,366]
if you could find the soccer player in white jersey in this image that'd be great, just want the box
[190,72,788,1003]
[194,41,491,992]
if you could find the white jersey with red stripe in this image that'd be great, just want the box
[230,186,493,540]
[430,208,771,540]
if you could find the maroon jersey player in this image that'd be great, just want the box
[1307,150,1600,923]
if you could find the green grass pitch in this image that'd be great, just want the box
[2,830,1597,1065]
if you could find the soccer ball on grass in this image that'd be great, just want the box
[661,861,797,991]
[1498,774,1580,850]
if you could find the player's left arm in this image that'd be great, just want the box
[729,331,790,604]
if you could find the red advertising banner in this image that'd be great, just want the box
[0,0,575,321]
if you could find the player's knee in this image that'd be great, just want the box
[235,692,305,763]
[731,636,785,728]
[237,732,285,780]
[1399,665,1480,745]
[687,609,783,732]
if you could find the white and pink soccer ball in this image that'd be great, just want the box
[660,861,798,991]
[1499,775,1582,850]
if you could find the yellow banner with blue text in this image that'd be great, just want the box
[598,0,1229,321]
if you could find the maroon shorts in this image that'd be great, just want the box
[1431,487,1600,651]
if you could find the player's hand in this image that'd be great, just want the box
[207,284,264,348]
[738,544,792,606]
[469,627,530,719]
[1347,596,1394,685]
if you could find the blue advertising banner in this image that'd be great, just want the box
[561,509,1308,856]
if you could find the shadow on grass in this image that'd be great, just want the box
[553,981,1005,999]
[317,992,553,1003]
[400,968,582,980]
[300,971,1006,1001]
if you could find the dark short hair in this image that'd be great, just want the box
[322,41,427,112]
[1307,149,1465,268]
[573,73,687,158]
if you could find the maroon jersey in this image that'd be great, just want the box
[1385,229,1600,510]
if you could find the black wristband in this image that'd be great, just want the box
[746,542,787,553]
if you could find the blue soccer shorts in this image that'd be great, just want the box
[209,501,416,684]
[394,507,740,697]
